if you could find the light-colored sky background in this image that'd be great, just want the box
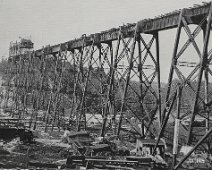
[0,0,211,82]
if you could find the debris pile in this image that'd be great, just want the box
[0,133,69,169]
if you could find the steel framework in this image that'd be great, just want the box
[3,2,212,169]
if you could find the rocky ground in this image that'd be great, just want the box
[0,130,70,169]
[0,105,73,169]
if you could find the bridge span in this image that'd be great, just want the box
[4,2,212,169]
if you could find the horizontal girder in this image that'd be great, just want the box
[7,3,211,61]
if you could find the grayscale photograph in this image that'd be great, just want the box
[0,0,212,169]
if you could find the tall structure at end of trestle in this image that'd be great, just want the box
[9,38,34,60]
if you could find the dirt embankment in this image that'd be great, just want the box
[0,137,70,169]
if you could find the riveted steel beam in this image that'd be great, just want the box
[29,3,211,58]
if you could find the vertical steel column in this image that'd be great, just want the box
[172,85,182,168]
[45,53,59,132]
[23,54,32,115]
[203,23,210,153]
[141,32,161,137]
[20,56,25,118]
[51,47,66,131]
[45,90,53,132]
[187,3,212,144]
[137,33,145,136]
[4,59,13,110]
[28,52,35,125]
[77,40,95,131]
[70,38,85,125]
[117,25,137,136]
[155,32,162,128]
[29,52,37,129]
[109,42,117,135]
[163,10,184,123]
[14,56,21,117]
[20,55,26,118]
[153,90,177,155]
[205,66,209,132]
[101,30,121,137]
[34,48,47,130]
[69,49,78,123]
[98,44,104,119]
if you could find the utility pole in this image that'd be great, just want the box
[172,85,182,169]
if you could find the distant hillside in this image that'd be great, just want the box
[0,58,210,121]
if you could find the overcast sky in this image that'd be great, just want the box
[0,0,211,82]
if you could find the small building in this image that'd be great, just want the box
[135,138,166,157]
[9,38,34,60]
[69,131,93,145]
